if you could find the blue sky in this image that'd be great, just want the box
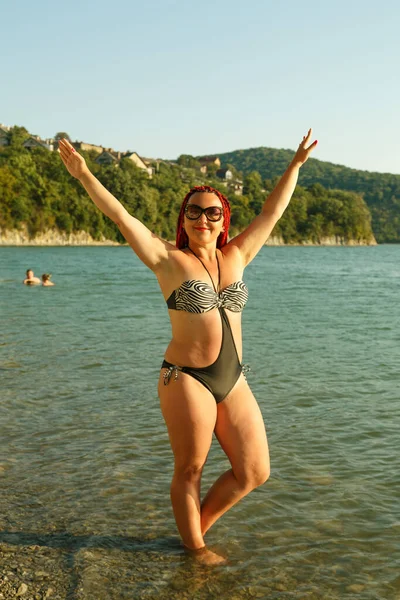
[2,0,399,174]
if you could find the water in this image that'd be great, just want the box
[1,245,399,599]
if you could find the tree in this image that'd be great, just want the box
[8,126,30,147]
[54,132,71,142]
[243,171,264,213]
[177,155,200,169]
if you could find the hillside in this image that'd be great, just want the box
[0,126,377,245]
[214,147,400,243]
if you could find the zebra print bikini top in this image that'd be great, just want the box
[166,248,248,313]
[166,279,248,313]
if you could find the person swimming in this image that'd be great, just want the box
[41,273,55,286]
[23,269,41,285]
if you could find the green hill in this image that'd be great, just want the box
[213,147,400,243]
[0,126,377,245]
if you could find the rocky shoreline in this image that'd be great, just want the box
[0,541,69,600]
[264,235,377,246]
[0,227,120,247]
[0,536,212,600]
[0,228,377,247]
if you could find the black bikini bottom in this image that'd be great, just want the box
[161,307,243,403]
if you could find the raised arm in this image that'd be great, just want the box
[229,129,318,266]
[58,139,173,271]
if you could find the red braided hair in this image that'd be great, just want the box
[176,185,231,249]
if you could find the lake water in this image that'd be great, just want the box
[1,245,399,599]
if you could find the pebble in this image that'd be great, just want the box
[35,571,50,579]
[346,584,365,593]
[16,583,28,596]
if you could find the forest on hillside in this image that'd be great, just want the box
[216,147,400,243]
[0,126,376,244]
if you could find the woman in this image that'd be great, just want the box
[41,273,55,286]
[59,131,317,565]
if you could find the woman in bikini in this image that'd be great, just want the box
[58,130,317,565]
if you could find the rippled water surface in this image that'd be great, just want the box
[1,246,399,599]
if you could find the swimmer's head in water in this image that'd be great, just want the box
[42,273,51,282]
[26,269,33,278]
[176,185,231,249]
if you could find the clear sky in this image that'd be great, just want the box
[2,0,399,174]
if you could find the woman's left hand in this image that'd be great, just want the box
[291,128,318,167]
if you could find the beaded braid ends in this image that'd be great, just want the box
[176,185,231,249]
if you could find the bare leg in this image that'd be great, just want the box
[158,372,226,564]
[200,376,270,536]
[169,464,204,549]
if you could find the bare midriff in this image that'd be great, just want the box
[164,308,243,368]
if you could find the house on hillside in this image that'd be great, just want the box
[230,181,243,195]
[216,168,233,181]
[23,136,54,151]
[124,152,154,177]
[94,149,154,177]
[198,156,221,172]
[0,125,54,150]
[73,141,104,154]
[95,150,119,166]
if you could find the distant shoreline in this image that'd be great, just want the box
[0,228,377,247]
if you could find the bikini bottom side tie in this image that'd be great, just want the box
[241,363,251,380]
[163,364,183,385]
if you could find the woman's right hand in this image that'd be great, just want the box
[58,138,90,180]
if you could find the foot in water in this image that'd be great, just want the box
[184,545,227,566]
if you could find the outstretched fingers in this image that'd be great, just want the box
[58,139,75,158]
[301,128,317,150]
[302,128,312,143]
[58,145,69,166]
[59,138,74,150]
[293,128,318,166]
[57,139,87,178]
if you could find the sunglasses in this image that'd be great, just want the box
[184,204,223,222]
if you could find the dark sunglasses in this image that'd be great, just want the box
[184,204,223,222]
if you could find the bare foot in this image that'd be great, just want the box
[184,545,227,566]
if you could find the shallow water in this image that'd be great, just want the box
[1,246,399,599]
